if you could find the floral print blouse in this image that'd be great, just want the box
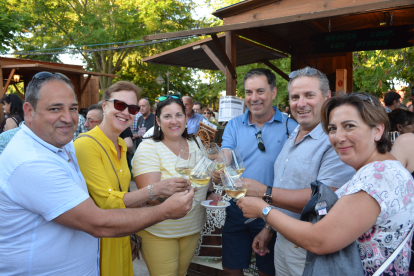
[336,160,414,276]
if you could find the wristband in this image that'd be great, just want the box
[264,225,275,233]
[147,183,155,201]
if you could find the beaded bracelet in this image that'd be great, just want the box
[147,183,155,201]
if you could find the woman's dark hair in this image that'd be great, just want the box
[388,109,414,133]
[2,94,24,119]
[321,92,390,154]
[152,97,195,142]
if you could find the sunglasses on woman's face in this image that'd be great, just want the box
[157,94,182,101]
[203,112,211,115]
[106,99,140,115]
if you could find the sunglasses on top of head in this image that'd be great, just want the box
[106,99,140,115]
[157,94,182,102]
[33,71,70,81]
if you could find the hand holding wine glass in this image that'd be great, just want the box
[221,172,247,202]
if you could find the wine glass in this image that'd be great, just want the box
[175,148,196,180]
[189,156,214,189]
[220,172,247,202]
[222,147,245,177]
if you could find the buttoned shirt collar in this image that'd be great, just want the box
[290,122,325,143]
[242,106,283,126]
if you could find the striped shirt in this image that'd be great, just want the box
[131,137,207,238]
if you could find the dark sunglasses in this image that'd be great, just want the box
[345,93,375,105]
[289,68,318,79]
[158,94,182,101]
[203,112,211,115]
[33,71,69,81]
[106,99,140,115]
[255,130,266,152]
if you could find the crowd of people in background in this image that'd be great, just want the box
[0,67,413,276]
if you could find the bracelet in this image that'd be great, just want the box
[206,190,214,198]
[264,225,275,233]
[147,183,155,201]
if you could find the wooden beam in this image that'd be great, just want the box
[236,36,288,58]
[79,75,92,100]
[142,0,413,41]
[262,60,289,81]
[236,29,291,54]
[3,68,15,97]
[226,31,237,96]
[305,20,329,33]
[12,84,25,101]
[212,0,282,19]
[211,34,237,79]
[1,64,120,78]
[198,44,227,75]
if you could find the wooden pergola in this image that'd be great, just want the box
[142,0,414,96]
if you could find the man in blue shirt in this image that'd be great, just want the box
[243,67,355,276]
[183,96,205,134]
[0,72,194,275]
[219,68,298,276]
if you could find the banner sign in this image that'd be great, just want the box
[218,96,245,122]
[310,25,414,53]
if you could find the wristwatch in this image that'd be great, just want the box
[262,186,273,204]
[262,206,275,224]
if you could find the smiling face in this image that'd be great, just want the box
[289,76,331,132]
[3,101,11,115]
[327,104,383,170]
[156,102,186,141]
[102,90,138,134]
[24,80,78,148]
[244,75,277,121]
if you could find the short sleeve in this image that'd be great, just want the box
[132,139,161,177]
[221,120,236,150]
[4,161,89,221]
[317,145,355,188]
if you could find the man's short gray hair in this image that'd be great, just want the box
[287,67,330,97]
[25,74,75,111]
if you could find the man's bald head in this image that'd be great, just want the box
[182,96,194,117]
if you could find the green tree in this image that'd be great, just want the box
[0,1,29,53]
[12,0,198,91]
[353,48,414,98]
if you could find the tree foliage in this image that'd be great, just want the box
[353,48,414,98]
[11,0,199,91]
[0,1,29,53]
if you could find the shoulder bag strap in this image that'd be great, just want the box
[192,135,201,149]
[372,226,414,276]
[76,134,122,192]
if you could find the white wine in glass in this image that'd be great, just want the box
[190,156,214,188]
[221,173,247,201]
[175,148,196,179]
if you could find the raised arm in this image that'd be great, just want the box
[55,189,195,238]
[238,190,380,255]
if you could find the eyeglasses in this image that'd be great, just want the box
[86,118,101,124]
[289,68,318,79]
[157,94,182,101]
[106,99,140,115]
[255,130,266,152]
[33,71,69,81]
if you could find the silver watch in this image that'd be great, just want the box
[262,206,275,223]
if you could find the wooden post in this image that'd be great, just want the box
[336,69,347,95]
[225,31,236,96]
[2,68,15,98]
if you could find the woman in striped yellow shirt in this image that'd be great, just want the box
[132,95,220,276]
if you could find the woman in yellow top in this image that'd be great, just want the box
[74,81,191,276]
[132,95,221,276]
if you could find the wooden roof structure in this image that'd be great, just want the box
[0,57,119,101]
[142,0,414,96]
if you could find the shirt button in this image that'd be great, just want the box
[120,169,122,172]
[58,150,62,152]
[280,179,282,182]
[109,189,112,191]
[286,159,288,162]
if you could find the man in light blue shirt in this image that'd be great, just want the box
[219,68,298,276]
[246,67,355,276]
[0,72,194,275]
[183,96,205,134]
